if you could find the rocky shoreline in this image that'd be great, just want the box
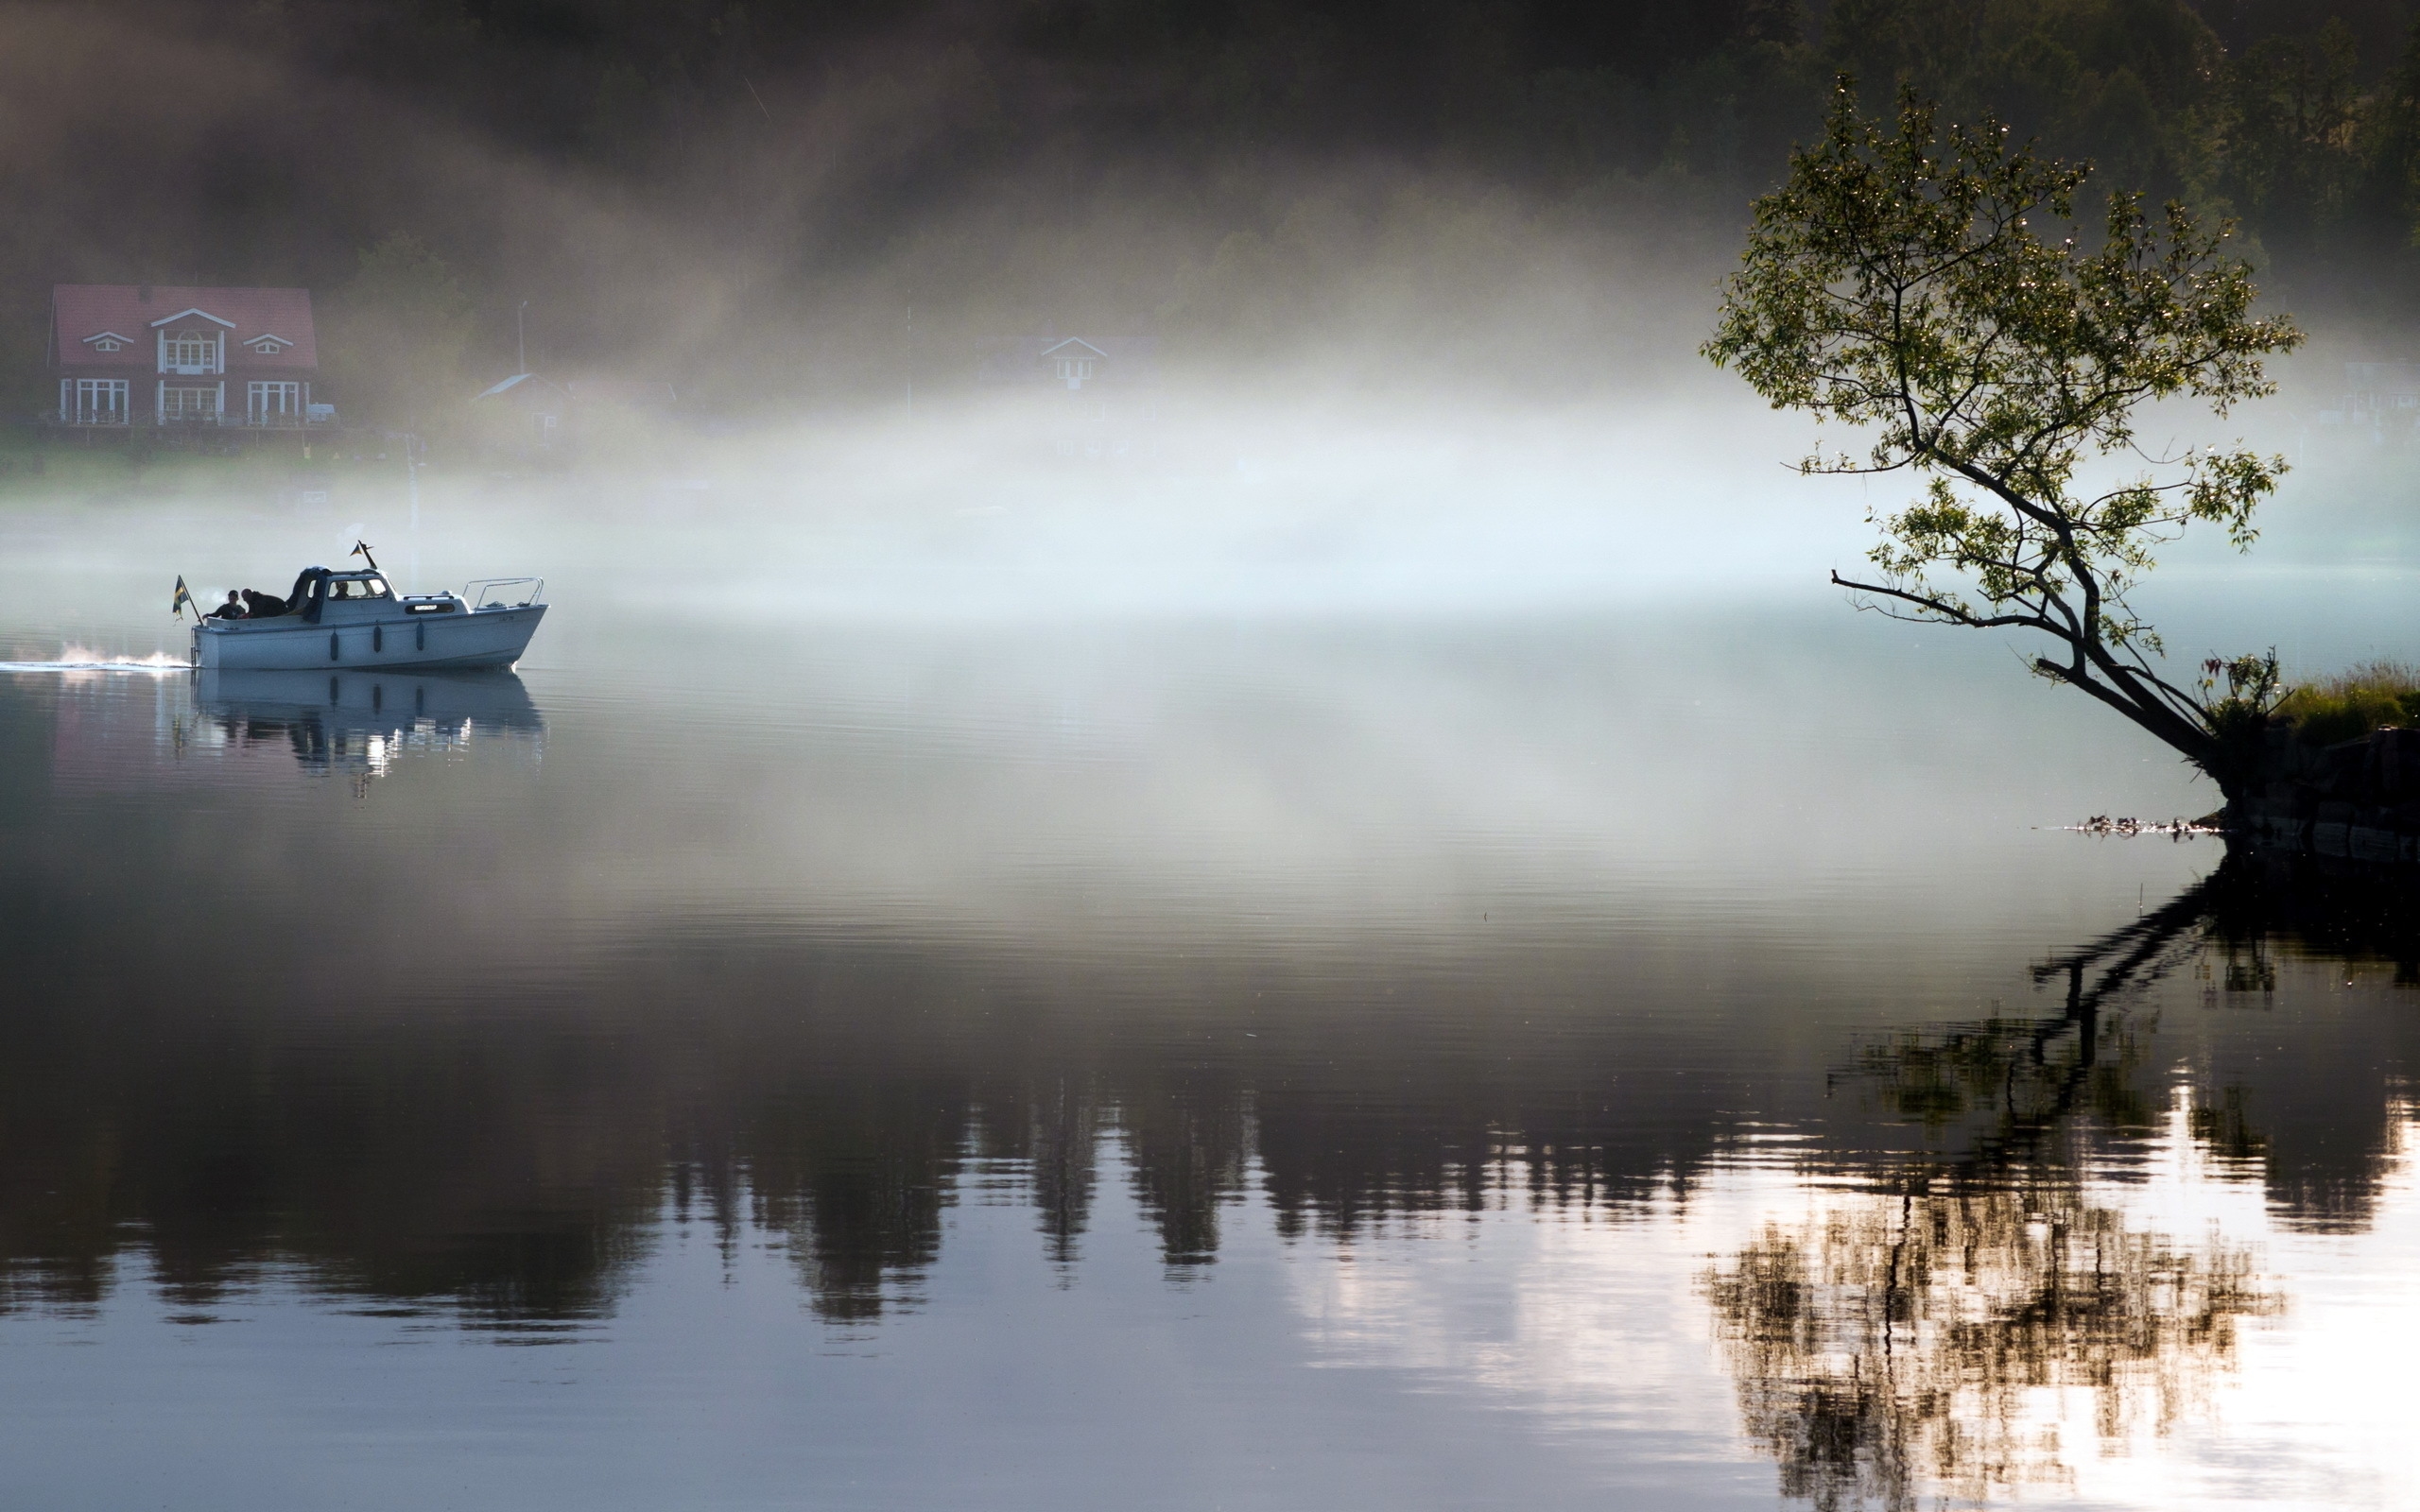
[2228,723,2420,866]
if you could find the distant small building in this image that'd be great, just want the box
[977,334,1159,395]
[470,372,570,452]
[470,373,677,455]
[977,333,1161,460]
[48,284,322,427]
[2318,361,2420,441]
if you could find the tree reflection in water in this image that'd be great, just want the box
[1697,858,2419,1510]
[1707,1177,2276,1510]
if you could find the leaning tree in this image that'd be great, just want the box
[1704,80,2303,799]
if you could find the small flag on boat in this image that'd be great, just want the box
[171,576,195,618]
[350,540,380,572]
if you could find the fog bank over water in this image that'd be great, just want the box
[1,389,1838,638]
[19,380,2411,641]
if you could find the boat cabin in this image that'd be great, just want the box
[232,567,463,625]
[321,572,393,615]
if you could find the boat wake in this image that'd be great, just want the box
[0,645,189,675]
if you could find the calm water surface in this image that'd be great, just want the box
[3,549,2417,1509]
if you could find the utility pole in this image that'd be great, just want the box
[517,301,529,375]
[405,429,422,588]
[905,303,913,423]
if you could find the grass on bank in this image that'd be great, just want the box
[2276,662,2420,746]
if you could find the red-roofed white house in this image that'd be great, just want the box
[48,284,324,428]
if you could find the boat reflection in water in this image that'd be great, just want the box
[192,666,543,782]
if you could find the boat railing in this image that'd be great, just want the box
[464,577,544,610]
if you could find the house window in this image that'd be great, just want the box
[162,386,219,421]
[73,379,127,423]
[1056,357,1096,387]
[164,331,217,373]
[248,381,300,423]
[91,337,124,352]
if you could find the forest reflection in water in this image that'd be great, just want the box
[4,850,2411,1504]
[3,625,2417,1509]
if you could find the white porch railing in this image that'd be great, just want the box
[42,410,335,429]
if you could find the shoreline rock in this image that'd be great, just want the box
[2226,724,2420,867]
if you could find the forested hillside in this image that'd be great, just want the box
[4,0,2417,419]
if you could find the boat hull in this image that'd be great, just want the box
[193,605,544,671]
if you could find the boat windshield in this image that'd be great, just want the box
[327,576,390,600]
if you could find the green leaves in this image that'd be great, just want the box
[1705,77,2303,775]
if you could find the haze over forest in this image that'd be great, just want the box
[8,0,2420,430]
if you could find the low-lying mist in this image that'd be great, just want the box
[1,383,1837,642]
[5,372,2408,654]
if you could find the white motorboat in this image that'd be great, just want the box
[191,565,545,671]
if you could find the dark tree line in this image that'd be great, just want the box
[5,0,2420,419]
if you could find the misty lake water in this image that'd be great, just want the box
[3,479,2418,1511]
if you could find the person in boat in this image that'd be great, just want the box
[209,591,248,620]
[222,571,322,621]
[281,567,329,622]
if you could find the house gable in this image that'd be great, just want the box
[1040,336,1110,389]
[147,306,236,329]
[475,373,542,401]
[975,334,1161,391]
[80,331,138,352]
[472,372,570,411]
